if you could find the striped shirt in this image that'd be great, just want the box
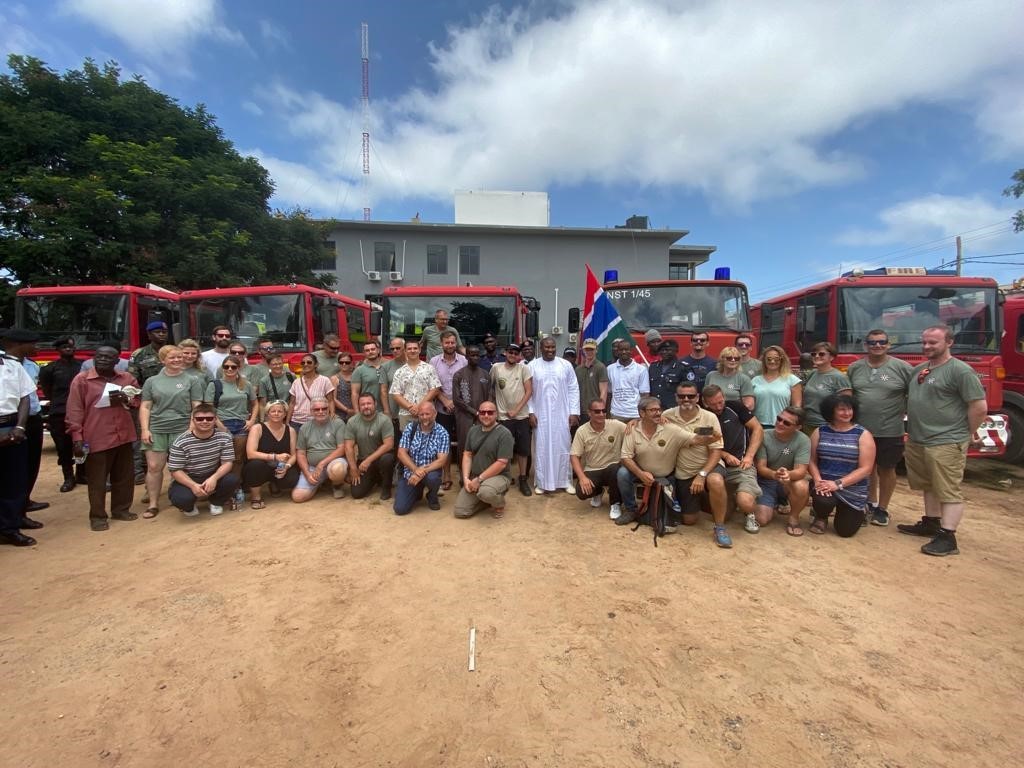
[816,424,868,509]
[168,430,235,481]
[398,421,450,479]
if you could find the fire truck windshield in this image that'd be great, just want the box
[384,295,517,347]
[838,285,999,353]
[603,285,750,332]
[18,293,127,349]
[188,294,305,350]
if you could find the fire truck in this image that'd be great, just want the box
[569,268,753,361]
[999,284,1024,462]
[15,284,180,363]
[753,267,1007,456]
[178,284,375,369]
[375,285,540,349]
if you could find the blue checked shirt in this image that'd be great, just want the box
[398,421,450,480]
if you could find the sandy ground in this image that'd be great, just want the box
[3,447,1023,768]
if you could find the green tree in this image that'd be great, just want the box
[1006,168,1024,233]
[0,55,334,290]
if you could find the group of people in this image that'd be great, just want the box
[0,316,985,558]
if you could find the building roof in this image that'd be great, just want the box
[323,218,688,241]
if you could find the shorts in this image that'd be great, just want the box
[756,478,784,507]
[872,435,906,469]
[500,418,532,456]
[222,418,248,438]
[143,429,185,453]
[904,441,968,503]
[724,465,761,498]
[294,457,349,492]
[674,465,726,514]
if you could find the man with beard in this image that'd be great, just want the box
[571,398,625,519]
[345,394,395,501]
[246,338,277,391]
[430,330,467,490]
[479,332,505,371]
[420,310,464,360]
[681,332,716,392]
[66,346,140,530]
[492,343,533,496]
[351,340,389,414]
[201,326,234,372]
[528,337,580,495]
[38,335,84,492]
[647,339,690,410]
[454,401,514,519]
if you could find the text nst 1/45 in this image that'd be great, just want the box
[605,288,652,300]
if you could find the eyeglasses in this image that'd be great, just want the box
[866,340,889,347]
[691,339,708,344]
[736,342,752,348]
[311,407,328,412]
[811,352,829,358]
[327,345,340,352]
[776,416,797,427]
[723,356,740,362]
[301,360,316,366]
[590,408,606,414]
[477,409,496,415]
[259,347,274,353]
[917,367,931,384]
[676,393,698,400]
[222,365,238,370]
[339,360,353,365]
[214,333,232,339]
[193,416,216,422]
[643,407,663,413]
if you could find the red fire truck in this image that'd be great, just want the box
[15,284,180,363]
[178,284,375,369]
[375,285,540,349]
[570,269,753,361]
[753,267,1007,456]
[999,285,1024,462]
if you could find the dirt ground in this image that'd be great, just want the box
[3,448,1023,768]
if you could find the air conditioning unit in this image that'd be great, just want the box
[366,271,382,281]
[568,333,578,343]
[551,325,563,335]
[389,271,404,281]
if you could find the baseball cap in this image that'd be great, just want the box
[582,338,598,350]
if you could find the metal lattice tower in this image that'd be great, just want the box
[361,22,370,221]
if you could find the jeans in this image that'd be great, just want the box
[393,469,442,515]
[168,473,240,512]
[616,466,672,513]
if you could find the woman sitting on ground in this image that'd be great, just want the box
[241,400,299,508]
[808,393,876,537]
[704,346,755,410]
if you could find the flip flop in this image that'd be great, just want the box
[251,499,266,510]
[808,518,827,534]
[142,507,159,519]
[492,507,505,519]
[786,522,804,537]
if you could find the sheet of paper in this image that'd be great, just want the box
[94,382,122,409]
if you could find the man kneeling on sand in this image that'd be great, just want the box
[454,401,514,519]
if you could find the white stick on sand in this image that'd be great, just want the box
[468,627,476,672]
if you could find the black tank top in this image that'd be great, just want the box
[256,423,291,455]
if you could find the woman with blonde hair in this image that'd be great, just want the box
[139,344,205,518]
[178,339,210,382]
[206,355,257,488]
[751,345,803,428]
[704,346,755,410]
[242,400,299,508]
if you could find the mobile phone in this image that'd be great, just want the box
[696,426,714,436]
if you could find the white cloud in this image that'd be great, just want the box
[241,100,264,117]
[835,195,1016,247]
[59,0,244,61]
[259,18,290,50]
[249,0,1024,213]
[247,149,361,215]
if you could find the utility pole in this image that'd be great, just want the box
[361,22,370,221]
[956,235,963,276]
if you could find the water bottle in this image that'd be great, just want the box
[74,442,89,465]
[276,461,287,473]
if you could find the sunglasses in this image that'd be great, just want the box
[776,416,796,427]
[590,408,606,414]
[339,359,353,364]
[736,342,752,348]
[215,333,232,338]
[302,360,316,366]
[643,407,663,413]
[691,339,708,344]
[866,340,889,347]
[193,415,216,422]
[259,346,274,352]
[311,407,329,412]
[722,356,740,362]
[676,393,698,400]
[327,345,340,352]
[222,365,238,370]
[477,409,496,415]
[812,352,829,358]
[917,367,931,384]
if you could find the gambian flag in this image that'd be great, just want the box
[582,264,633,363]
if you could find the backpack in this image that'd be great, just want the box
[212,379,223,408]
[631,477,675,547]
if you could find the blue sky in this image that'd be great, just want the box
[4,0,1023,300]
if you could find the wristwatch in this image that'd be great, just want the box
[836,479,845,490]
[698,470,708,478]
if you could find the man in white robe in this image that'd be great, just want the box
[528,338,580,494]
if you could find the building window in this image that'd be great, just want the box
[374,242,395,272]
[314,241,337,271]
[427,245,448,275]
[669,264,689,280]
[459,245,480,275]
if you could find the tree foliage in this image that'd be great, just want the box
[1005,168,1024,233]
[0,55,335,292]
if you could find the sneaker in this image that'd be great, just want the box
[609,503,622,521]
[589,496,602,508]
[662,524,679,535]
[921,530,959,556]
[744,513,760,534]
[332,485,346,499]
[564,485,575,494]
[713,525,733,548]
[428,499,441,511]
[897,516,941,537]
[535,486,546,496]
[518,476,532,497]
[614,507,637,526]
[208,504,224,516]
[871,507,890,526]
[182,507,199,517]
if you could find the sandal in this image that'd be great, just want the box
[251,499,266,510]
[142,507,159,519]
[809,518,827,534]
[491,507,505,519]
[786,521,804,537]
[111,511,139,521]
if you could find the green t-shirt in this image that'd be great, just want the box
[575,361,608,413]
[259,372,294,402]
[705,371,754,403]
[756,429,811,470]
[142,371,205,433]
[907,358,986,445]
[802,370,852,426]
[740,358,762,379]
[464,423,515,478]
[344,411,394,460]
[297,417,347,465]
[351,362,386,412]
[246,362,271,389]
[381,358,403,415]
[184,367,211,384]
[420,325,463,360]
[206,380,254,422]
[313,349,340,378]
[847,357,913,437]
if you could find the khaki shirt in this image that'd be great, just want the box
[570,419,626,472]
[664,406,722,479]
[621,422,693,478]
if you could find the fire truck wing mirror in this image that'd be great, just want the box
[369,310,382,337]
[568,307,581,334]
[798,306,816,332]
[525,311,539,340]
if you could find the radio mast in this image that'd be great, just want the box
[361,22,370,221]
